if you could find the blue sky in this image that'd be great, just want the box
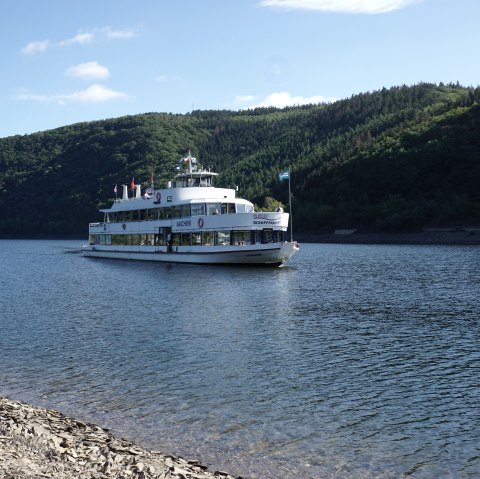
[1,0,479,138]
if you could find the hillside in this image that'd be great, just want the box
[1,82,479,236]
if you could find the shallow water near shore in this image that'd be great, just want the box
[1,240,479,478]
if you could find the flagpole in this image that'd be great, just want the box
[288,170,293,242]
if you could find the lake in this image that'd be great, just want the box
[0,240,479,478]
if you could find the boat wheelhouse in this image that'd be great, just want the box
[82,154,299,265]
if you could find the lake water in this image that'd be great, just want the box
[0,240,479,478]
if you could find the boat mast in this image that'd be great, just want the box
[288,170,293,242]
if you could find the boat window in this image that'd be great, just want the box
[262,229,274,243]
[171,206,181,218]
[192,233,201,245]
[191,203,205,216]
[131,234,141,246]
[236,204,246,213]
[139,210,147,221]
[202,231,213,245]
[181,233,191,246]
[228,203,235,214]
[245,204,254,213]
[215,231,230,245]
[171,233,180,246]
[207,203,221,215]
[89,234,95,245]
[112,235,122,245]
[180,204,191,217]
[232,230,251,245]
[164,207,172,219]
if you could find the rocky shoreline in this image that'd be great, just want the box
[0,395,238,479]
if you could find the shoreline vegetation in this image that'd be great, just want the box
[0,395,237,479]
[296,228,480,245]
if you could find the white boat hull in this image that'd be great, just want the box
[82,242,298,266]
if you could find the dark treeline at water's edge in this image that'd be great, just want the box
[1,82,480,236]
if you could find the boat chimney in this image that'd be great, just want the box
[122,184,128,201]
[135,184,141,199]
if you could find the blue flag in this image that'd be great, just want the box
[278,171,289,181]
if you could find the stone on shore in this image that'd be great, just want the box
[0,395,238,479]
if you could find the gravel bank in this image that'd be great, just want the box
[0,395,238,479]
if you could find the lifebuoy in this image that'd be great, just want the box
[156,192,161,202]
[198,217,204,228]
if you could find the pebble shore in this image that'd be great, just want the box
[0,395,238,479]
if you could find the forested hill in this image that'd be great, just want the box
[1,82,480,236]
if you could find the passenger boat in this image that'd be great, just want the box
[82,153,299,266]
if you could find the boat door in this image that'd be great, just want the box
[155,227,172,253]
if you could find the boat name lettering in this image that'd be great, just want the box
[253,213,281,226]
[176,220,191,227]
[253,219,280,225]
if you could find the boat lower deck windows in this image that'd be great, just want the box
[92,229,286,248]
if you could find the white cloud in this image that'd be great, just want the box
[21,40,50,55]
[235,91,335,109]
[17,84,128,105]
[59,31,95,46]
[258,0,421,14]
[66,62,110,80]
[69,84,128,102]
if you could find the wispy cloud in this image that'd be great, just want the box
[59,31,95,46]
[17,84,128,105]
[258,0,421,14]
[103,27,138,39]
[66,62,110,80]
[234,91,335,109]
[21,26,139,55]
[155,73,182,83]
[21,40,50,55]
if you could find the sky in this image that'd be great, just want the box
[1,0,479,138]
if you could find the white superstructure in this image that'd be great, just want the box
[82,154,299,265]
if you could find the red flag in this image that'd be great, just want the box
[130,178,135,190]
